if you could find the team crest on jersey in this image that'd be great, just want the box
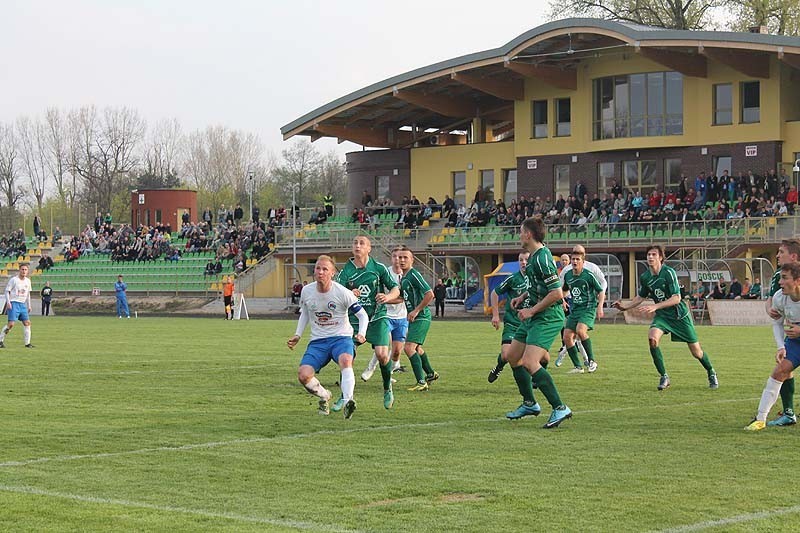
[571,287,581,297]
[358,285,371,297]
[328,301,337,310]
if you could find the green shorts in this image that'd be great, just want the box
[352,317,391,348]
[512,308,565,350]
[565,308,596,332]
[650,314,698,344]
[501,321,519,344]
[406,318,431,345]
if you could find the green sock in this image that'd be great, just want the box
[380,360,393,391]
[698,352,714,374]
[408,354,426,383]
[512,366,536,403]
[649,346,667,376]
[567,345,582,367]
[495,353,506,370]
[531,367,563,409]
[582,338,595,361]
[781,377,795,415]
[420,352,434,375]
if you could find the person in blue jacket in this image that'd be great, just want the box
[115,274,130,318]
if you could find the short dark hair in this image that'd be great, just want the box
[521,216,546,243]
[781,261,800,280]
[780,238,800,258]
[646,244,666,260]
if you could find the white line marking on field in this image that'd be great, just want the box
[656,504,800,532]
[0,397,756,469]
[0,484,360,532]
[0,365,271,379]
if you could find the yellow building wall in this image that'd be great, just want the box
[513,53,784,157]
[410,142,516,206]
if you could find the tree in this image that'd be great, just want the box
[272,140,321,209]
[43,108,75,208]
[0,122,24,211]
[68,106,145,211]
[726,0,800,35]
[548,0,721,30]
[314,150,347,205]
[141,117,183,187]
[15,116,49,211]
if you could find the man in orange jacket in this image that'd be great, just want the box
[223,275,235,320]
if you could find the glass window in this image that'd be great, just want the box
[533,100,548,138]
[155,209,162,223]
[741,81,760,123]
[556,98,571,137]
[598,162,616,194]
[481,169,495,203]
[665,159,682,190]
[593,72,681,140]
[453,171,466,208]
[554,165,570,201]
[503,169,517,205]
[623,160,658,195]
[714,84,733,125]
[376,175,390,201]
[713,156,732,178]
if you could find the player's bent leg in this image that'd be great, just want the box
[689,342,717,388]
[489,343,510,383]
[404,342,427,389]
[648,328,669,389]
[522,345,571,429]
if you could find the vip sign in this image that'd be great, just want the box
[527,159,537,170]
[745,145,758,157]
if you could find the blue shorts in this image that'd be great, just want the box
[8,301,29,323]
[785,338,800,368]
[300,336,355,373]
[388,318,409,342]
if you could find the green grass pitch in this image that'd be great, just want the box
[0,316,796,532]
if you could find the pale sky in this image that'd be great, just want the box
[1,0,552,159]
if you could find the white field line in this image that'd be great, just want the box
[0,397,756,469]
[656,504,800,532]
[0,364,272,379]
[0,484,361,533]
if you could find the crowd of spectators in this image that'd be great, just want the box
[0,229,28,258]
[689,276,764,307]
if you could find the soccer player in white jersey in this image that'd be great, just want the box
[287,255,369,419]
[361,248,408,381]
[0,263,33,348]
[746,262,800,431]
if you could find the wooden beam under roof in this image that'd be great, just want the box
[393,89,477,118]
[313,124,414,149]
[701,47,770,78]
[491,122,515,138]
[778,50,800,71]
[638,47,707,78]
[344,105,392,126]
[481,104,514,122]
[503,61,577,90]
[450,72,524,101]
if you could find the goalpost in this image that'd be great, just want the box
[233,293,249,320]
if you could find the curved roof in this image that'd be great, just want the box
[281,18,800,145]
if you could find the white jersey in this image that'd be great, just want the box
[771,289,800,348]
[5,276,32,304]
[299,280,359,340]
[559,260,608,292]
[385,269,408,319]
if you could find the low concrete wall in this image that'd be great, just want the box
[706,300,772,325]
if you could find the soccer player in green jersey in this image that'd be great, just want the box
[764,238,800,426]
[394,246,438,391]
[613,244,718,391]
[505,217,572,429]
[335,235,400,409]
[488,251,530,383]
[561,249,604,374]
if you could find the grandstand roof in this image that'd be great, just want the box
[281,18,800,148]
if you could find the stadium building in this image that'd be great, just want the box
[276,18,800,305]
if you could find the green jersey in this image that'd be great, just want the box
[400,268,432,320]
[563,268,603,311]
[522,246,563,312]
[638,264,690,320]
[494,270,529,327]
[336,257,398,321]
[770,270,780,297]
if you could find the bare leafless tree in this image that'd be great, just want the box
[0,123,25,211]
[68,106,145,210]
[43,108,75,207]
[272,140,321,208]
[548,0,722,30]
[143,117,183,182]
[16,116,49,210]
[314,150,347,204]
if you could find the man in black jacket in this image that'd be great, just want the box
[433,278,447,318]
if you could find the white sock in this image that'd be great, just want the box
[0,326,7,342]
[366,353,379,372]
[341,367,355,402]
[23,326,30,345]
[757,377,783,422]
[577,340,588,361]
[303,377,331,401]
[392,359,401,371]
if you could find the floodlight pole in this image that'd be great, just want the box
[292,185,298,270]
[247,170,255,222]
